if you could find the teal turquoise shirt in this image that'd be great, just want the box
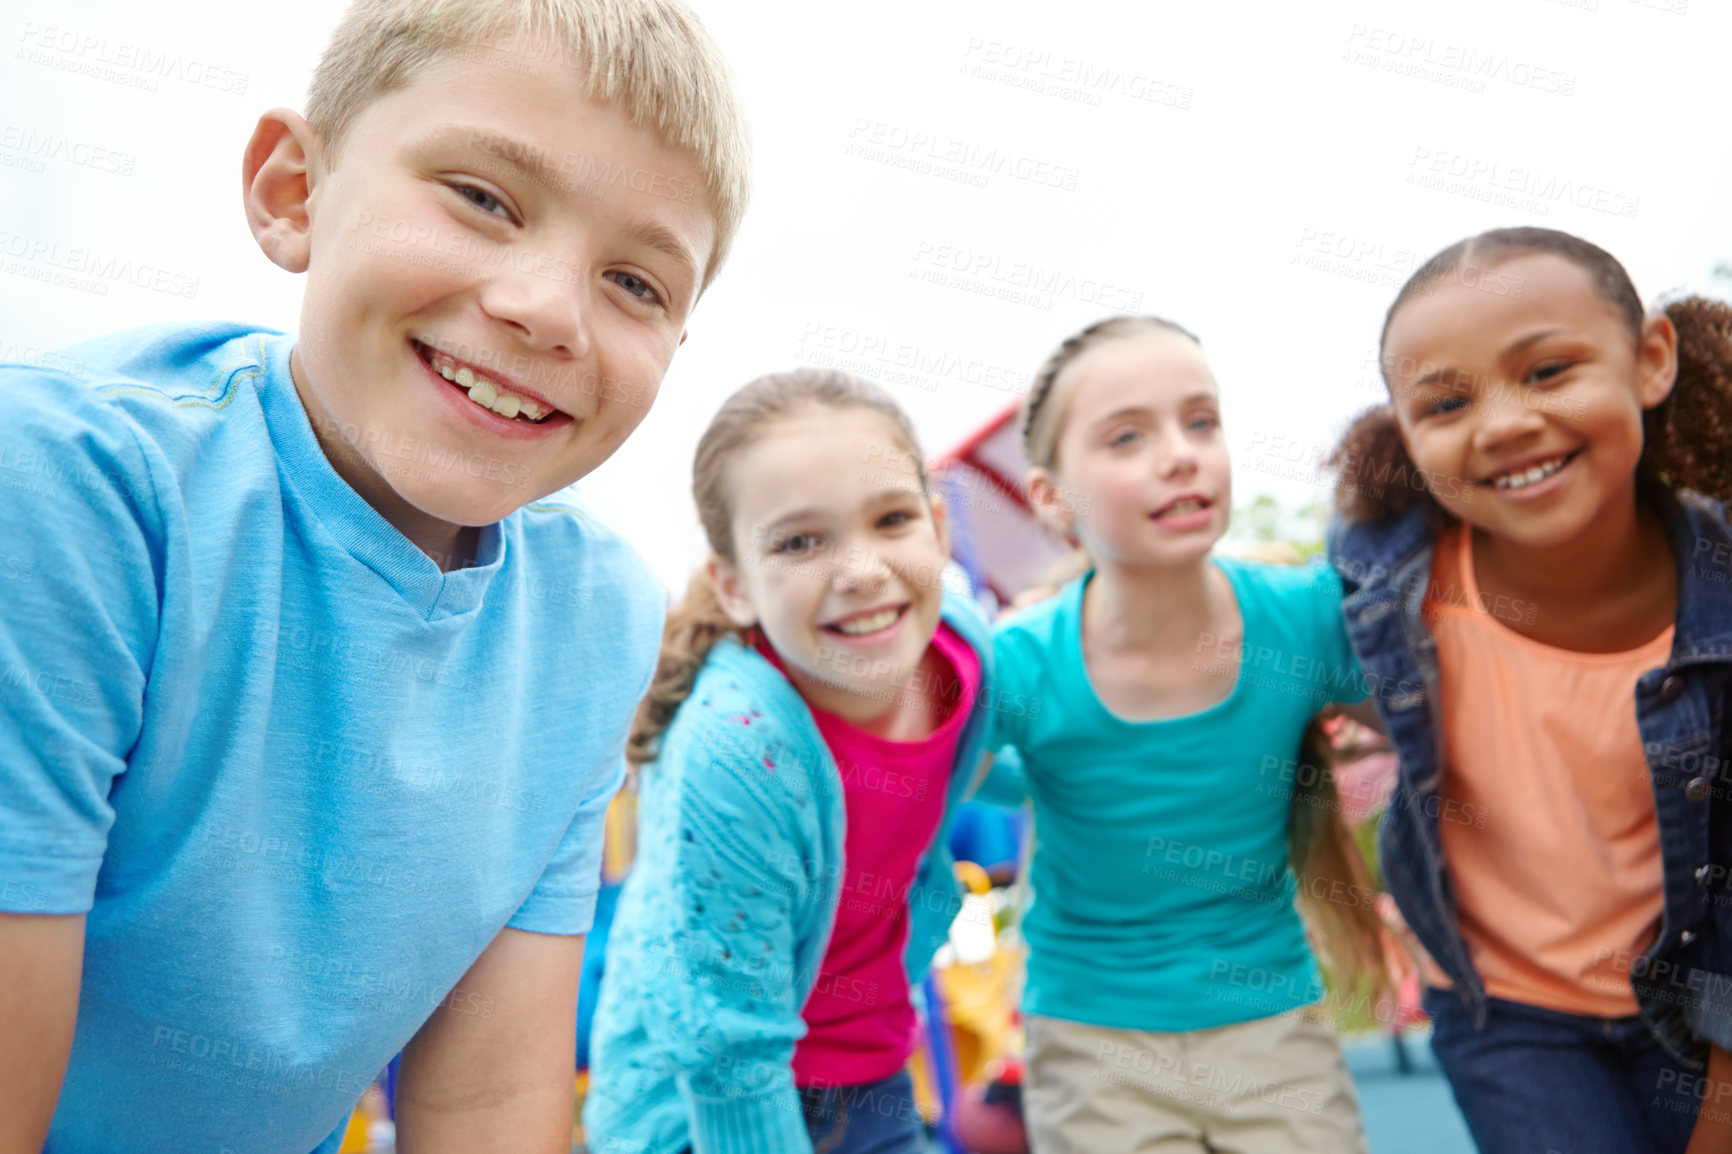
[584,594,996,1154]
[983,558,1367,1032]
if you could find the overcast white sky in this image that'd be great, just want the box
[3,0,1728,591]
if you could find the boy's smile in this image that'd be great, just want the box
[247,36,715,564]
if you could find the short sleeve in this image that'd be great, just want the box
[510,614,653,936]
[0,371,162,914]
[1307,561,1368,707]
[507,755,627,936]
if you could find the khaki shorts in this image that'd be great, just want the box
[1023,1008,1368,1154]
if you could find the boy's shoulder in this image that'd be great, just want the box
[13,321,282,409]
[0,322,282,515]
[0,322,283,455]
[506,496,667,654]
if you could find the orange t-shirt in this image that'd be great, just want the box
[1428,524,1671,1017]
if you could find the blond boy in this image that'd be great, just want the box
[0,1,747,1150]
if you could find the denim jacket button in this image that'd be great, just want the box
[1682,930,1698,945]
[1687,777,1713,803]
[1660,675,1683,702]
[1699,864,1715,885]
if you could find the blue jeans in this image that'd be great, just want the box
[799,1069,932,1154]
[673,1070,931,1154]
[1424,988,1702,1154]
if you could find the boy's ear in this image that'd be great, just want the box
[243,109,321,273]
[705,553,758,629]
[1636,312,1680,410]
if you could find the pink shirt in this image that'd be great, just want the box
[757,624,980,1086]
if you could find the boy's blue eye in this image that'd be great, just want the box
[1109,429,1141,447]
[1188,414,1219,433]
[607,270,666,308]
[453,183,511,220]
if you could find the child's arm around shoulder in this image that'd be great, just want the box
[632,683,828,1153]
[962,609,1047,809]
[0,368,166,1148]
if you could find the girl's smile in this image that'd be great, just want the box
[1384,252,1675,551]
[709,409,950,730]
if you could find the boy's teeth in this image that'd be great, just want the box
[424,345,550,423]
[1162,499,1204,516]
[835,608,899,635]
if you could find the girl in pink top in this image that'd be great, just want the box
[587,369,996,1154]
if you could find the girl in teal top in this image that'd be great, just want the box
[979,317,1387,1153]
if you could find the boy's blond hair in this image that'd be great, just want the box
[306,0,751,289]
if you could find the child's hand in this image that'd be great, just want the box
[1686,1045,1732,1153]
[1377,893,1453,991]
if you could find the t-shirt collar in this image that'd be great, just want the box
[256,334,503,619]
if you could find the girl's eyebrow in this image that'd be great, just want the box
[1090,393,1216,427]
[1501,326,1571,357]
[1412,327,1575,389]
[1412,365,1471,390]
[761,488,917,534]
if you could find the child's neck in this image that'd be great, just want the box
[1086,555,1226,653]
[289,349,481,572]
[1079,553,1243,722]
[810,645,950,742]
[1471,485,1676,652]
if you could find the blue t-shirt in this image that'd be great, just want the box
[0,324,664,1154]
[990,557,1366,1032]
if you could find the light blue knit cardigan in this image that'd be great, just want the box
[583,592,997,1154]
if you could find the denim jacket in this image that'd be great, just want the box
[1328,484,1732,1067]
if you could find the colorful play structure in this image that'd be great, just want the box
[337,402,1424,1152]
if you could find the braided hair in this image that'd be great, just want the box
[1020,316,1201,471]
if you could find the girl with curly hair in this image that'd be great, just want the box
[1328,226,1732,1153]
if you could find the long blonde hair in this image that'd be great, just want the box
[627,368,929,767]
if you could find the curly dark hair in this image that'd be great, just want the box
[1328,227,1732,523]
